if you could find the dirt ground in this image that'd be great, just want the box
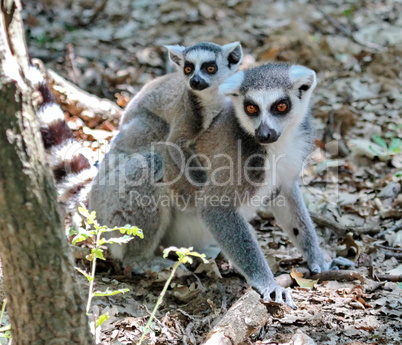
[20,0,402,344]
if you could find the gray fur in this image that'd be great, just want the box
[89,41,243,269]
[185,42,222,55]
[240,64,293,92]
[121,41,243,191]
[121,41,243,126]
[89,62,353,309]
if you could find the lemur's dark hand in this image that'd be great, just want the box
[260,282,297,310]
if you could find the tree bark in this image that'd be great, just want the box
[0,1,93,344]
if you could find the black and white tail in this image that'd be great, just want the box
[28,65,97,217]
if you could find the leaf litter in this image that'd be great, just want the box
[17,0,402,343]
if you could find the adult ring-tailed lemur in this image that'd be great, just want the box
[89,57,354,308]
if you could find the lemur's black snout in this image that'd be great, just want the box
[255,124,280,144]
[190,75,209,91]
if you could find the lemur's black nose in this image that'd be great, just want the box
[190,75,209,91]
[255,124,279,144]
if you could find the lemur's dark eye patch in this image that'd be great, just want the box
[184,63,194,75]
[276,103,287,112]
[244,101,260,116]
[207,65,216,73]
[201,61,218,74]
[246,105,257,114]
[271,97,291,115]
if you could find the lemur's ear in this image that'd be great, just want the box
[289,65,317,97]
[219,71,244,96]
[164,45,186,66]
[222,41,243,69]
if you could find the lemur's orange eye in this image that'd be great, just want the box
[246,105,258,114]
[184,66,193,74]
[276,103,287,112]
[207,65,216,73]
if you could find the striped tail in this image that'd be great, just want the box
[28,65,97,216]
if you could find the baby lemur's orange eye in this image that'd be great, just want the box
[276,103,287,112]
[246,105,258,114]
[184,66,193,74]
[207,66,216,73]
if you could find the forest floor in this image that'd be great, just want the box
[20,0,402,344]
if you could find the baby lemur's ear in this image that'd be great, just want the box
[222,41,243,69]
[164,45,186,66]
[289,65,317,97]
[219,71,244,97]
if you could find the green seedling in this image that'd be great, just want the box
[72,206,143,341]
[372,135,401,154]
[137,247,208,345]
[0,299,11,345]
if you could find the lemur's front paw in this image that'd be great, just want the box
[308,262,324,275]
[309,256,354,274]
[328,257,355,270]
[260,283,297,310]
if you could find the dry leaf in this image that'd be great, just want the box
[194,261,222,279]
[290,269,318,289]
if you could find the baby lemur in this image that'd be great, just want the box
[89,62,354,309]
[89,41,243,268]
[119,41,243,193]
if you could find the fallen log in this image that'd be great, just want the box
[32,59,123,127]
[203,290,270,345]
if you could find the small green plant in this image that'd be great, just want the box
[0,299,11,345]
[137,247,208,345]
[394,171,402,178]
[72,206,143,340]
[343,8,353,19]
[372,135,402,154]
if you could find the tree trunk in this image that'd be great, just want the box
[0,1,94,344]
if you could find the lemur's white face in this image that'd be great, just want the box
[220,64,317,145]
[165,42,243,93]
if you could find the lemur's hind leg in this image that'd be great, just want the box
[89,149,171,272]
[270,182,354,273]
